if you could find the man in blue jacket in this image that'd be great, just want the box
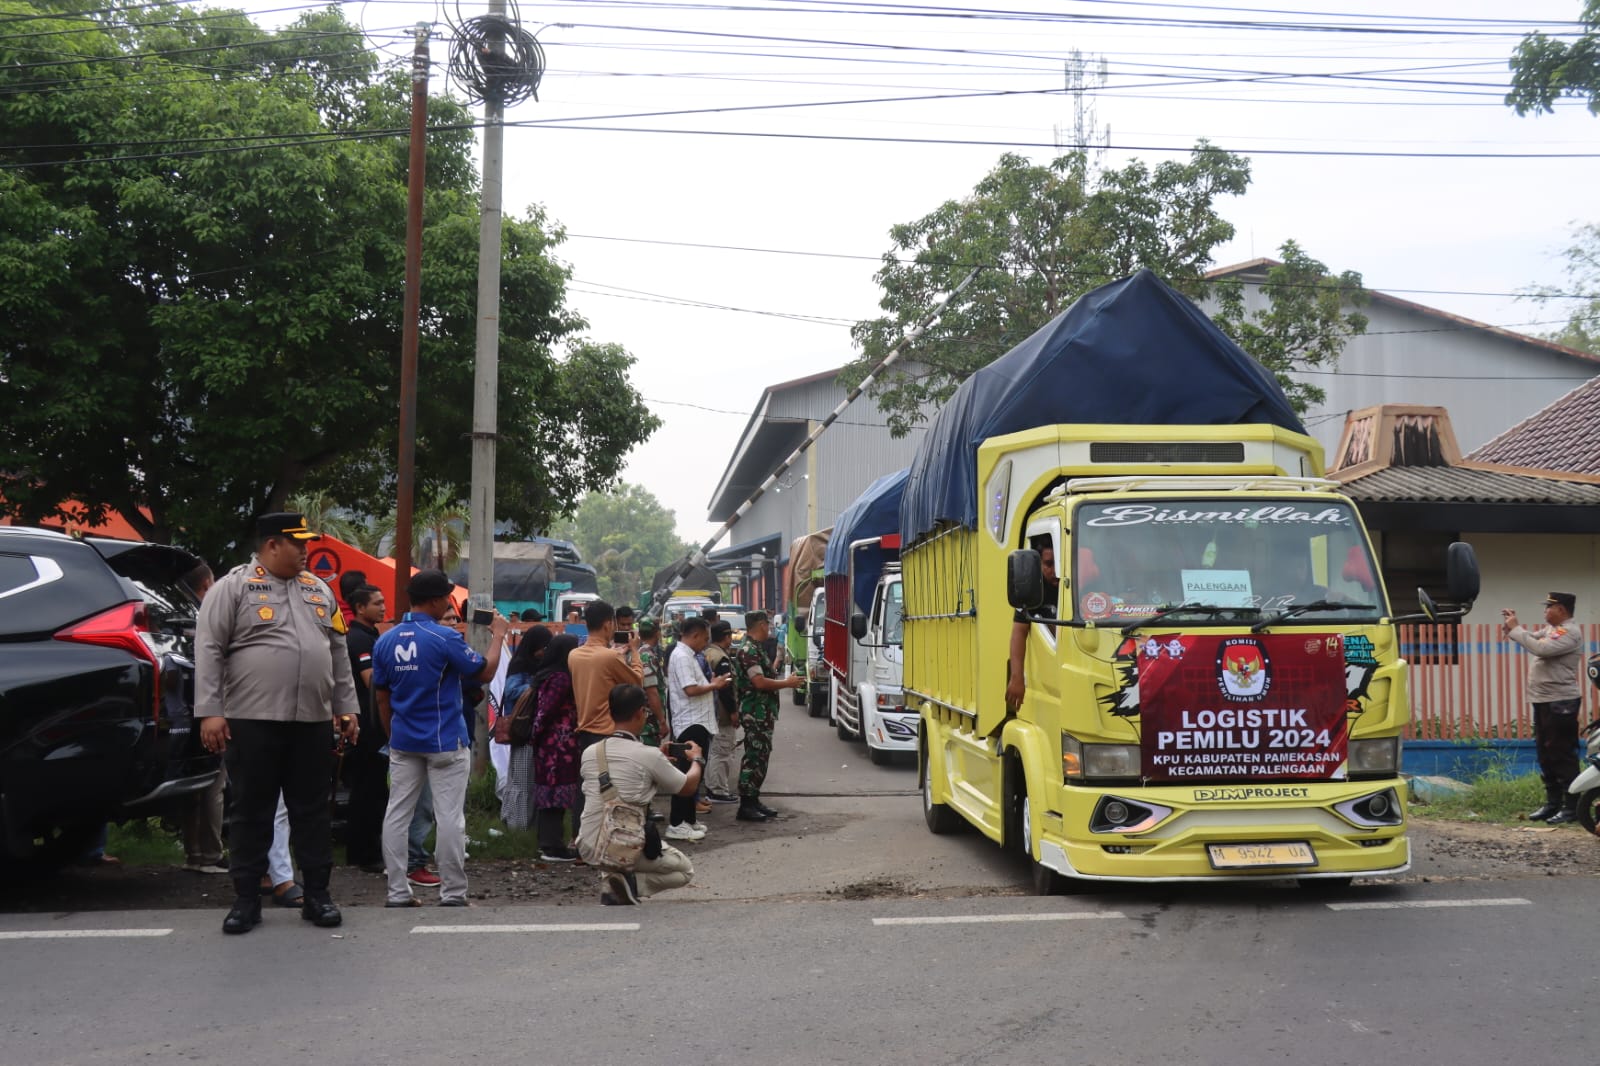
[374,570,508,906]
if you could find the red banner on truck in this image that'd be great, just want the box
[1138,633,1349,781]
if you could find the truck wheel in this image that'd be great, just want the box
[1019,788,1064,896]
[921,739,962,835]
[808,684,827,719]
[1577,788,1600,835]
[791,686,805,706]
[836,714,855,742]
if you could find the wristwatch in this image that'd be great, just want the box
[691,756,706,767]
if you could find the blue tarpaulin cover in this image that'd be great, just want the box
[901,269,1306,544]
[824,468,908,615]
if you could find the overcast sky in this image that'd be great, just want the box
[284,0,1600,546]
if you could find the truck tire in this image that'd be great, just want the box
[1010,763,1065,896]
[1577,787,1600,835]
[920,738,962,834]
[808,682,827,718]
[791,686,805,706]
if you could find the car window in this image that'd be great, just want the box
[0,538,131,638]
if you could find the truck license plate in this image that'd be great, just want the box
[1206,842,1317,869]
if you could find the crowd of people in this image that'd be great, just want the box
[175,510,802,930]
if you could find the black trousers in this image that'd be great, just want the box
[570,730,610,836]
[1533,699,1581,796]
[343,743,389,866]
[224,719,335,895]
[669,724,713,826]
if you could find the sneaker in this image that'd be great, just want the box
[439,898,472,907]
[407,867,441,887]
[600,872,639,906]
[706,790,739,804]
[184,860,229,875]
[539,848,578,863]
[385,898,422,908]
[664,822,701,842]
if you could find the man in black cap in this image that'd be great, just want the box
[1502,591,1585,824]
[373,569,508,906]
[195,513,360,934]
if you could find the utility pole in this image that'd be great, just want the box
[465,0,506,655]
[394,22,430,616]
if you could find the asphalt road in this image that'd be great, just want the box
[1,709,1593,1065]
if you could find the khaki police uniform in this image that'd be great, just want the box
[1507,619,1584,805]
[195,557,358,899]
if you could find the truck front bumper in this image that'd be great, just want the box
[1036,779,1411,882]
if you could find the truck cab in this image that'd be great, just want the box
[805,586,829,717]
[848,566,914,764]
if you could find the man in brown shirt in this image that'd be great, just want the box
[1503,591,1585,824]
[567,600,643,829]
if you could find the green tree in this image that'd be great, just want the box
[1522,222,1600,352]
[1210,242,1369,413]
[285,490,361,544]
[1506,1,1600,115]
[842,145,1363,426]
[0,1,657,564]
[546,483,691,605]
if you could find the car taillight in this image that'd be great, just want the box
[56,602,162,721]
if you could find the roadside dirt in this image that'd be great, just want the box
[1,808,1593,915]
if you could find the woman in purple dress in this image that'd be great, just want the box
[528,634,582,862]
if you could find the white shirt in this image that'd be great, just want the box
[668,641,716,736]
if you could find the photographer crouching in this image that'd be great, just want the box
[576,684,703,905]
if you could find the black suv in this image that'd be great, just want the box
[0,526,221,866]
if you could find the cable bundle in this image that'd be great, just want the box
[446,4,543,108]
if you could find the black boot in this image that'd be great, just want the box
[1528,786,1561,821]
[1547,797,1579,825]
[754,801,781,818]
[301,888,343,928]
[223,894,262,935]
[736,798,771,822]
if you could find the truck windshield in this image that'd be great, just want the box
[881,580,904,645]
[1071,498,1384,625]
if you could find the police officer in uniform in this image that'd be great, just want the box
[731,611,803,823]
[196,513,360,934]
[1503,591,1586,824]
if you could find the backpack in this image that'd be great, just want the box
[493,684,537,747]
[582,738,647,871]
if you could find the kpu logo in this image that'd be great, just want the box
[1216,637,1271,701]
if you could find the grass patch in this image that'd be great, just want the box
[1413,766,1545,826]
[107,818,185,865]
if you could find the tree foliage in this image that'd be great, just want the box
[1210,242,1369,413]
[0,1,658,564]
[1506,1,1600,115]
[1523,222,1600,352]
[546,483,691,605]
[841,145,1365,426]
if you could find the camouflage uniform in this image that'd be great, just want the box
[732,636,780,799]
[637,640,670,748]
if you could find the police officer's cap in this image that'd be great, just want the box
[745,610,769,629]
[1544,591,1577,613]
[407,568,455,601]
[257,512,320,542]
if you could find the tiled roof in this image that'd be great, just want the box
[1341,465,1600,505]
[1465,375,1600,476]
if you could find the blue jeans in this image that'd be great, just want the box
[407,780,434,870]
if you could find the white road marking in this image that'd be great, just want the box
[872,912,1125,926]
[411,923,641,934]
[0,929,173,940]
[1326,897,1532,912]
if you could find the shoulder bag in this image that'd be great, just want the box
[586,738,647,871]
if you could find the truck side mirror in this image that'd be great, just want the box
[850,611,868,641]
[1007,549,1044,610]
[1445,541,1480,607]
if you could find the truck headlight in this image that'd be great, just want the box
[1348,736,1400,777]
[1063,733,1140,781]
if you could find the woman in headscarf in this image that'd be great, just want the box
[528,633,582,861]
[499,626,553,831]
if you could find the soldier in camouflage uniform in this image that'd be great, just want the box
[731,611,804,822]
[636,617,670,747]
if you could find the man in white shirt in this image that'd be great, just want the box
[665,616,730,841]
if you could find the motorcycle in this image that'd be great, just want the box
[1567,653,1600,834]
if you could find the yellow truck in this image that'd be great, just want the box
[907,271,1478,890]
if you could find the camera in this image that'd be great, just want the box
[666,742,688,760]
[471,607,494,626]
